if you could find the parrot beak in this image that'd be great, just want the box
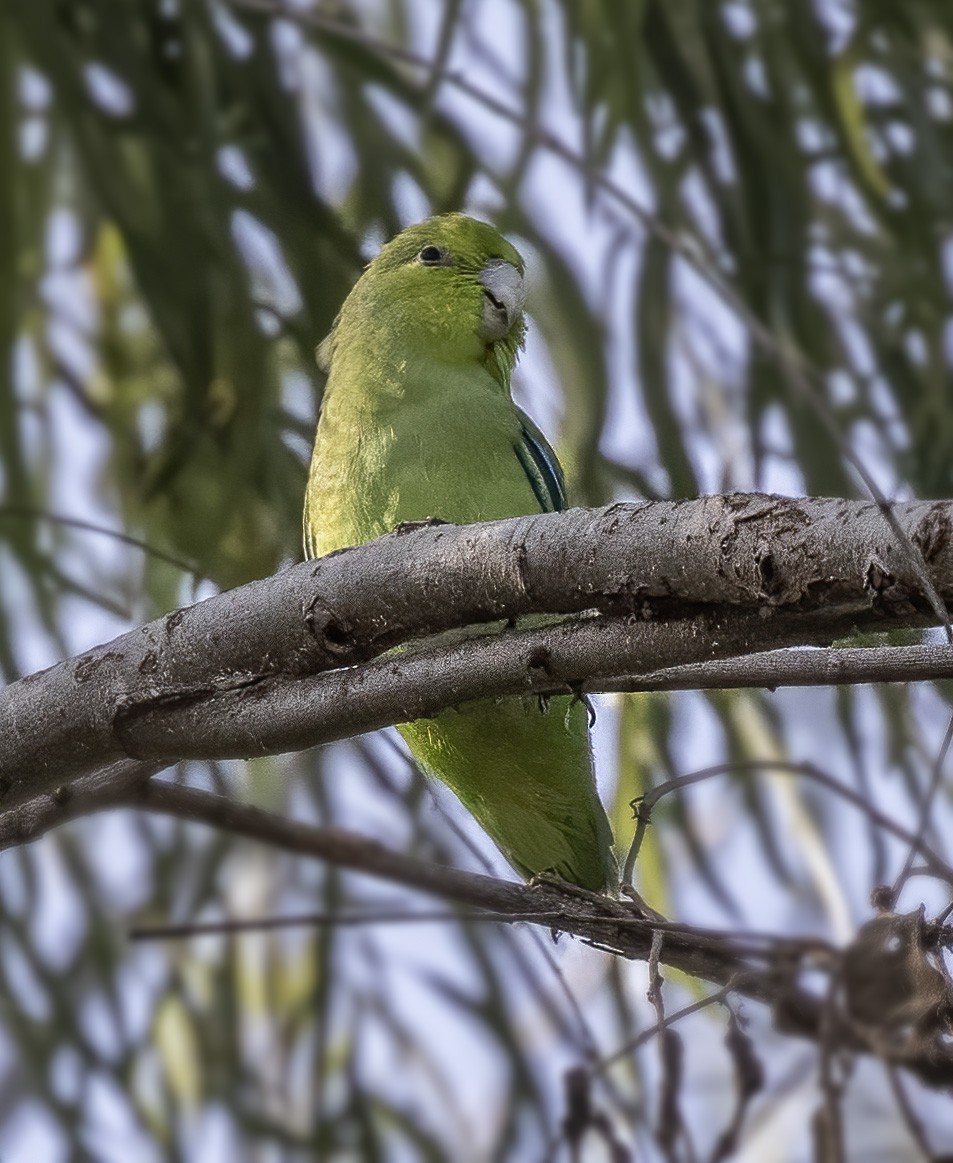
[478,260,525,342]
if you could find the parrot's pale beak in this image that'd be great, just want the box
[478,260,525,341]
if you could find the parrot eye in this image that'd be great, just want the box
[418,245,449,266]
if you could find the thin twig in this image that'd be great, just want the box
[817,968,848,1163]
[0,504,202,576]
[593,985,733,1076]
[128,908,565,940]
[624,760,953,887]
[885,1066,935,1161]
[891,713,953,903]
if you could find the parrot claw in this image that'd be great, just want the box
[393,517,449,535]
[578,694,597,728]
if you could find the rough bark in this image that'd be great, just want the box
[3,494,953,808]
[4,493,953,1091]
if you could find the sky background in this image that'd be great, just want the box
[4,0,953,1159]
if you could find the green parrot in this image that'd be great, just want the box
[303,213,616,892]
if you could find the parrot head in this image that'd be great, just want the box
[319,214,527,384]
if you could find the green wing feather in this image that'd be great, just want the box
[514,407,567,513]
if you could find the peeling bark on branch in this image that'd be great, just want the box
[3,494,953,810]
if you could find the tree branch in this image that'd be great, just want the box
[102,778,953,1091]
[3,495,953,808]
[619,643,953,693]
[109,609,846,764]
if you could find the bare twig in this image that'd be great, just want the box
[648,930,690,1162]
[0,504,202,576]
[816,969,848,1163]
[891,714,953,904]
[712,1012,765,1162]
[625,760,953,888]
[885,1066,935,1161]
[129,908,565,940]
[592,986,733,1076]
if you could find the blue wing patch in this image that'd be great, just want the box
[514,407,567,513]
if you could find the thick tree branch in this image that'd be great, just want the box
[3,495,953,807]
[110,609,844,763]
[116,636,953,767]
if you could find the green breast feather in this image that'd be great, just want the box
[303,213,616,891]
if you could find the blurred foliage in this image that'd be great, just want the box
[3,0,953,1158]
